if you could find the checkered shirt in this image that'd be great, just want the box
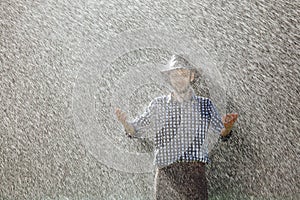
[128,92,224,168]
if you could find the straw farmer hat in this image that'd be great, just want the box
[160,54,196,74]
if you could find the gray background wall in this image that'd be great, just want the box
[1,0,299,199]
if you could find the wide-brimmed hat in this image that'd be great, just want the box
[160,54,195,75]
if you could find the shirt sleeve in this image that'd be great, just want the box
[127,98,158,139]
[208,99,224,134]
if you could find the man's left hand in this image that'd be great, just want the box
[222,113,238,128]
[221,113,238,136]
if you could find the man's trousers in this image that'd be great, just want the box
[154,161,208,200]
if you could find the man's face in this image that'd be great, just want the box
[169,68,194,93]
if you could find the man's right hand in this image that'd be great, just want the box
[115,108,127,124]
[115,108,136,136]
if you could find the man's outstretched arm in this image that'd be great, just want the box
[115,98,158,139]
[208,99,238,141]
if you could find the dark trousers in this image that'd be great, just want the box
[154,161,208,200]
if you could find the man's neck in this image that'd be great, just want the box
[171,87,195,103]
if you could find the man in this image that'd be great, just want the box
[115,54,238,200]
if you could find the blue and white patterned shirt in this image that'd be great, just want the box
[128,90,224,168]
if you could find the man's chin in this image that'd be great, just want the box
[174,87,189,94]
